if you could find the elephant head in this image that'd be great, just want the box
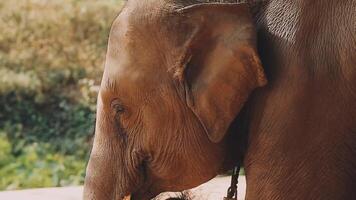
[83,0,266,199]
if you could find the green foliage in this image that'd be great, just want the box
[0,0,124,190]
[0,135,86,190]
[0,136,85,189]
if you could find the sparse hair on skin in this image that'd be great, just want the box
[153,191,199,200]
[165,191,195,200]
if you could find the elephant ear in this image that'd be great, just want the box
[174,3,267,143]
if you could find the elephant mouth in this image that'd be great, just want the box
[128,191,157,200]
[124,160,157,200]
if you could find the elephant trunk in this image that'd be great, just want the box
[84,151,152,200]
[84,122,143,199]
[83,97,148,199]
[84,143,140,200]
[83,110,134,199]
[83,144,129,200]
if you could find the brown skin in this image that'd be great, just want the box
[84,0,265,200]
[84,0,356,200]
[244,0,356,199]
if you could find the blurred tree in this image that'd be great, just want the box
[0,0,124,190]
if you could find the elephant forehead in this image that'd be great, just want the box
[106,17,165,73]
[103,62,159,91]
[104,38,166,84]
[101,3,172,98]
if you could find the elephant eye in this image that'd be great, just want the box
[111,99,125,115]
[114,104,125,114]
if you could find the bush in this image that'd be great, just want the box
[0,134,86,190]
[0,0,124,190]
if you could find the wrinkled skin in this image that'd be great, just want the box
[84,0,356,200]
[84,0,266,199]
[244,0,356,199]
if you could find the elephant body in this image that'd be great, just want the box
[244,0,356,199]
[83,0,356,199]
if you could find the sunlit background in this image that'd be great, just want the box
[0,0,124,190]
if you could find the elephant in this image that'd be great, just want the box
[83,0,356,200]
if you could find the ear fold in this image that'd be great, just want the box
[174,3,267,143]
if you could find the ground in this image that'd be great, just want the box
[0,176,246,200]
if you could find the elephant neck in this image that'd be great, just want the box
[245,0,356,199]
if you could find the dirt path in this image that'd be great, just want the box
[0,176,246,200]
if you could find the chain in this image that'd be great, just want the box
[224,165,240,200]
